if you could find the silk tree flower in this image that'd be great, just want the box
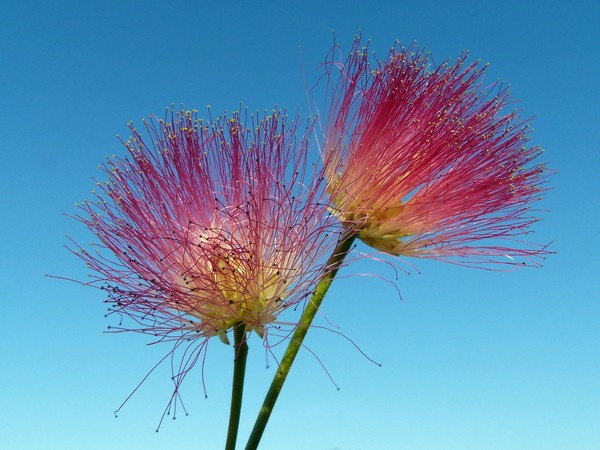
[320,36,550,267]
[70,107,339,396]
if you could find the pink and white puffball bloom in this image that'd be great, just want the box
[321,36,551,267]
[72,107,339,349]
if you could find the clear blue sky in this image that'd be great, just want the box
[1,1,598,449]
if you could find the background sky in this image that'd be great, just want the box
[1,1,598,449]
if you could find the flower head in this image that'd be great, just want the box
[73,107,338,348]
[321,35,550,267]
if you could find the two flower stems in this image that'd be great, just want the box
[224,228,356,450]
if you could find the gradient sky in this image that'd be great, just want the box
[1,1,598,449]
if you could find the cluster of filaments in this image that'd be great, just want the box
[323,36,548,265]
[170,221,304,342]
[77,107,335,342]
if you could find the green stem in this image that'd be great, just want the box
[245,229,356,450]
[225,322,249,450]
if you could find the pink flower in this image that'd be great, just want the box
[72,106,338,369]
[320,36,550,267]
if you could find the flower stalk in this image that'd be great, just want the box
[245,228,357,450]
[225,322,249,450]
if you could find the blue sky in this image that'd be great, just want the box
[1,1,598,449]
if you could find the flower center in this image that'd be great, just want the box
[174,233,288,342]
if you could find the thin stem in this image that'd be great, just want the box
[225,322,249,450]
[245,229,356,450]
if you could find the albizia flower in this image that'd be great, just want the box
[321,36,550,267]
[71,107,339,389]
